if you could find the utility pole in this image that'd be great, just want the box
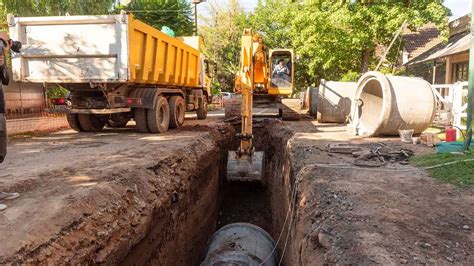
[192,0,206,36]
[463,2,474,151]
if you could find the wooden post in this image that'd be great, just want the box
[445,56,452,84]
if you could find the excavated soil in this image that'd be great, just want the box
[0,120,234,265]
[1,112,473,265]
[281,120,474,265]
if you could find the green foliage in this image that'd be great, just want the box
[410,152,474,187]
[340,70,360,82]
[199,0,248,92]
[211,81,221,95]
[0,0,115,16]
[117,0,193,36]
[246,0,450,90]
[47,86,69,99]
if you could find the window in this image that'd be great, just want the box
[271,54,292,88]
[453,61,468,82]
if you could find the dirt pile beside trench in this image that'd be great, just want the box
[0,124,234,264]
[282,122,474,265]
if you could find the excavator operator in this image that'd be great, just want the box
[272,59,291,87]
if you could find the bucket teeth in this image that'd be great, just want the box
[227,151,264,182]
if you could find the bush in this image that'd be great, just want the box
[340,71,360,82]
[47,86,69,99]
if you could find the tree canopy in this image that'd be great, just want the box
[117,0,194,36]
[199,0,451,91]
[199,0,248,91]
[0,0,115,16]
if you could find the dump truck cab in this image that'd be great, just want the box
[200,57,215,98]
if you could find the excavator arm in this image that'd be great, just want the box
[227,29,265,182]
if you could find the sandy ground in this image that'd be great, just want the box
[0,110,473,264]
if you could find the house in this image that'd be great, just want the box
[405,14,470,85]
[402,23,442,65]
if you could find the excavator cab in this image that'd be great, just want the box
[268,49,294,97]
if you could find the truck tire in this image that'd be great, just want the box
[134,108,149,133]
[107,114,130,128]
[66,113,83,132]
[78,114,107,132]
[196,95,208,120]
[147,96,170,133]
[169,96,185,128]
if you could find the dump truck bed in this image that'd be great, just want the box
[8,13,201,87]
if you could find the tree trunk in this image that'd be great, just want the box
[360,48,373,73]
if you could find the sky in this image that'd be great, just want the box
[445,0,471,20]
[196,0,471,21]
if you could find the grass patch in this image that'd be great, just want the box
[410,152,474,187]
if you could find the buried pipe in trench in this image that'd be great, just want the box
[201,223,277,266]
[348,71,436,137]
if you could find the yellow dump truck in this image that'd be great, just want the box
[7,12,214,133]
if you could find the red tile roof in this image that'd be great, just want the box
[402,23,442,60]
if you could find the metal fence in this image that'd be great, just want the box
[5,96,68,135]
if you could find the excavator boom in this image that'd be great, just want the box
[227,29,264,182]
[226,29,299,182]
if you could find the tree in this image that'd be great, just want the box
[248,0,450,89]
[0,0,115,16]
[117,0,193,36]
[199,0,248,92]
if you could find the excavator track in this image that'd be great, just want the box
[280,98,301,120]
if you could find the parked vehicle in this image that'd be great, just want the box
[8,12,215,133]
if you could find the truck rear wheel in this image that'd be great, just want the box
[196,95,208,120]
[66,113,83,132]
[169,96,185,128]
[134,108,149,133]
[78,114,107,132]
[147,96,170,133]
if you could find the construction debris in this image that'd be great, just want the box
[352,144,414,167]
[327,143,361,154]
[328,142,414,167]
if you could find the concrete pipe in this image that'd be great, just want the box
[348,71,436,137]
[201,223,277,266]
[318,80,356,123]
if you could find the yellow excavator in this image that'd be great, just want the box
[226,29,300,182]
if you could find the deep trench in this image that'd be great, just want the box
[123,120,295,265]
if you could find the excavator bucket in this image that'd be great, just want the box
[227,151,264,182]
